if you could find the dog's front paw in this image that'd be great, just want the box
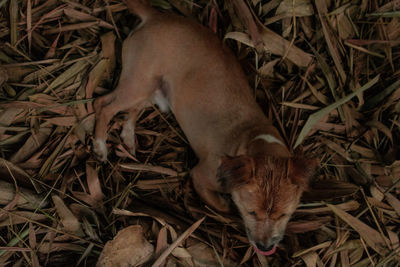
[120,121,136,156]
[93,139,108,162]
[213,193,231,213]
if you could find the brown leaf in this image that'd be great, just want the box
[86,162,104,210]
[287,216,331,233]
[296,200,360,215]
[10,127,52,163]
[314,0,346,83]
[0,67,7,87]
[187,242,236,267]
[293,241,332,257]
[385,192,400,217]
[0,180,48,210]
[225,29,313,67]
[97,225,154,267]
[0,108,24,135]
[45,32,61,59]
[152,217,205,266]
[155,226,168,257]
[0,158,35,188]
[52,195,84,237]
[232,0,263,51]
[327,204,389,255]
[119,163,178,176]
[300,251,319,267]
[0,211,48,227]
[276,0,314,18]
[44,116,77,126]
[64,8,113,29]
[37,242,85,253]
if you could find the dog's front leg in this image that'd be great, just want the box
[93,75,155,161]
[120,102,150,156]
[93,92,119,162]
[191,162,231,213]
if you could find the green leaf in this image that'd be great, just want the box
[362,79,400,110]
[294,75,380,148]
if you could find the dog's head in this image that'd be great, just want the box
[217,155,316,255]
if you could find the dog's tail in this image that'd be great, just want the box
[124,0,156,22]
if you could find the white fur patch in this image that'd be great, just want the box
[253,134,284,146]
[93,139,107,162]
[121,120,134,141]
[152,90,169,113]
[121,119,136,155]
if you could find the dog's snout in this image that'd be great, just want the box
[255,243,265,251]
[256,243,274,252]
[255,235,282,252]
[271,236,281,244]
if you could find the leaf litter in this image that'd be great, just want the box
[0,0,400,266]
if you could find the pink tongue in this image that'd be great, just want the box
[254,245,276,256]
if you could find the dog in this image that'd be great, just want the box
[93,0,316,255]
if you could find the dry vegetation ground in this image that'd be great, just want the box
[0,0,400,266]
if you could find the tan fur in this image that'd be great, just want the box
[225,157,316,249]
[93,0,316,253]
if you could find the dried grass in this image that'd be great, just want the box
[0,0,399,266]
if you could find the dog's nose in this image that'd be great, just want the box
[256,243,274,252]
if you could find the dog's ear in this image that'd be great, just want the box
[217,155,254,192]
[289,158,318,191]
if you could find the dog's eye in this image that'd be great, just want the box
[248,211,256,216]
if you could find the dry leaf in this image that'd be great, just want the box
[119,163,178,176]
[10,127,52,163]
[385,192,400,217]
[187,242,236,267]
[300,251,319,267]
[52,195,84,237]
[295,75,379,148]
[0,1,399,265]
[0,180,48,210]
[0,211,48,227]
[276,0,314,18]
[85,162,104,210]
[152,217,205,266]
[327,204,389,255]
[96,225,154,267]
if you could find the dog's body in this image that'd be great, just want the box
[94,0,315,255]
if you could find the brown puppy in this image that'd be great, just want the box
[93,0,315,255]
